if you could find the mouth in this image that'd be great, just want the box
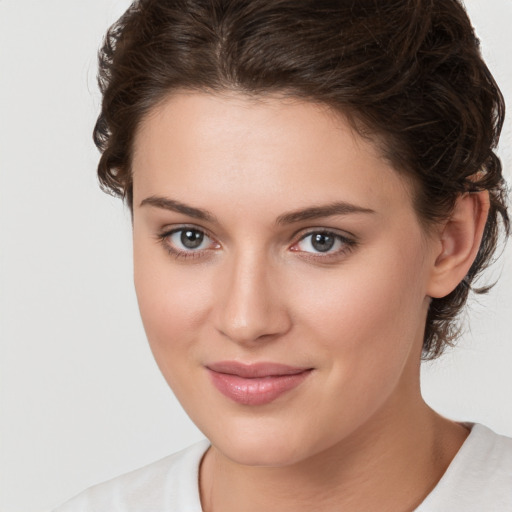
[206,361,313,406]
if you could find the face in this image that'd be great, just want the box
[132,92,437,467]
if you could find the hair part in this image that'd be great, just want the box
[94,0,509,358]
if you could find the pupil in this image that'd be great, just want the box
[312,233,334,252]
[181,230,204,249]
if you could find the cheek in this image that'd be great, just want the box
[289,238,428,372]
[133,240,211,376]
[279,244,429,436]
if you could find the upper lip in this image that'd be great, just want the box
[206,361,312,378]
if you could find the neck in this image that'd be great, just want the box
[199,363,469,512]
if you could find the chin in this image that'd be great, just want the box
[217,440,302,467]
[206,420,320,468]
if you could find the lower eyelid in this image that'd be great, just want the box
[158,227,221,258]
[294,241,356,259]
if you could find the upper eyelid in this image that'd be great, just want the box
[293,227,356,242]
[161,226,222,253]
[159,224,213,238]
[292,231,354,249]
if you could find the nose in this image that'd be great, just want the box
[213,251,292,345]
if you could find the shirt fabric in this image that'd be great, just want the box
[54,423,512,512]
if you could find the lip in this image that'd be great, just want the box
[206,361,313,406]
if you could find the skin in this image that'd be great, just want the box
[131,92,488,512]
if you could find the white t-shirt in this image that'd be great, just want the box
[54,424,512,511]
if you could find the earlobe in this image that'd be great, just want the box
[427,191,490,299]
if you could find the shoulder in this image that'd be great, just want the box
[53,439,209,512]
[416,423,512,511]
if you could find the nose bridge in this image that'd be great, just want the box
[214,246,289,344]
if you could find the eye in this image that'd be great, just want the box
[291,230,355,256]
[170,228,209,250]
[159,227,220,259]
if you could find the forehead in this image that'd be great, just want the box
[131,91,415,220]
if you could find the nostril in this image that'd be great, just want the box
[215,308,292,345]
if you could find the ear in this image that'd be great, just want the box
[427,191,490,299]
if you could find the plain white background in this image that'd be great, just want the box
[0,1,510,511]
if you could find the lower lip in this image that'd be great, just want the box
[207,369,312,406]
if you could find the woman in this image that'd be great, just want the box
[55,0,511,510]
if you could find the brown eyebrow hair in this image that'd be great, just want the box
[140,196,374,225]
[275,202,375,225]
[139,196,216,222]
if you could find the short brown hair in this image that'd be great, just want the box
[94,0,509,358]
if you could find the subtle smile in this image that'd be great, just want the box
[206,362,313,406]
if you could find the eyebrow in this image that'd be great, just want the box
[275,202,375,225]
[140,196,216,222]
[140,196,374,225]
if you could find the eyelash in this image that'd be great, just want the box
[156,226,219,261]
[291,230,357,262]
[156,226,357,262]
